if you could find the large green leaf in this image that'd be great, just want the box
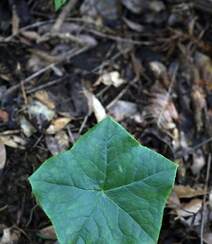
[29,117,177,244]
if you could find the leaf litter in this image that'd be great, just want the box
[0,0,212,243]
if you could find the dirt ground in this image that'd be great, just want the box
[0,0,212,243]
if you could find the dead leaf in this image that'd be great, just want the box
[108,100,139,121]
[191,149,205,175]
[21,30,41,41]
[0,110,9,123]
[167,191,181,209]
[28,100,55,129]
[0,143,6,171]
[0,134,26,149]
[96,71,126,87]
[191,85,206,132]
[174,185,206,198]
[176,199,202,218]
[195,51,212,85]
[143,83,179,131]
[121,0,165,14]
[0,227,20,243]
[45,131,69,155]
[38,226,57,240]
[46,117,71,134]
[123,17,144,32]
[20,116,36,137]
[81,0,120,22]
[85,90,106,122]
[204,233,212,243]
[149,61,167,79]
[34,90,55,110]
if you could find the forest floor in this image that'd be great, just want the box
[0,0,212,243]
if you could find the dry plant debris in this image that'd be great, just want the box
[0,0,212,243]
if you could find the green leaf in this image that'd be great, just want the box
[29,117,177,244]
[54,0,67,11]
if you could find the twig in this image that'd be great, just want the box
[157,63,179,128]
[191,137,212,152]
[27,76,68,94]
[78,115,89,135]
[52,0,78,32]
[106,79,138,110]
[11,3,20,35]
[200,153,211,244]
[67,125,75,144]
[87,29,152,45]
[4,64,55,98]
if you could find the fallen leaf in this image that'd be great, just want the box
[0,134,26,149]
[176,199,202,218]
[0,143,6,171]
[85,90,106,122]
[195,51,212,85]
[174,185,206,198]
[34,90,55,110]
[96,71,126,87]
[80,0,120,22]
[123,17,144,32]
[121,0,165,14]
[45,131,69,155]
[20,116,36,137]
[0,110,9,123]
[0,227,20,243]
[191,149,205,175]
[46,117,71,134]
[204,233,212,244]
[143,83,178,131]
[28,100,55,129]
[149,61,167,79]
[191,85,206,132]
[108,100,139,121]
[167,191,181,209]
[38,226,57,240]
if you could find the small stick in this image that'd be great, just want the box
[52,0,78,33]
[4,64,55,98]
[27,76,68,94]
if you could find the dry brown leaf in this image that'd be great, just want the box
[0,110,9,123]
[176,199,202,218]
[191,85,206,132]
[195,51,212,86]
[38,226,57,240]
[0,143,6,171]
[20,116,36,137]
[45,131,69,155]
[0,135,26,149]
[96,71,126,87]
[167,191,181,209]
[174,185,206,198]
[46,117,71,134]
[34,90,55,110]
[143,83,178,131]
[28,100,55,123]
